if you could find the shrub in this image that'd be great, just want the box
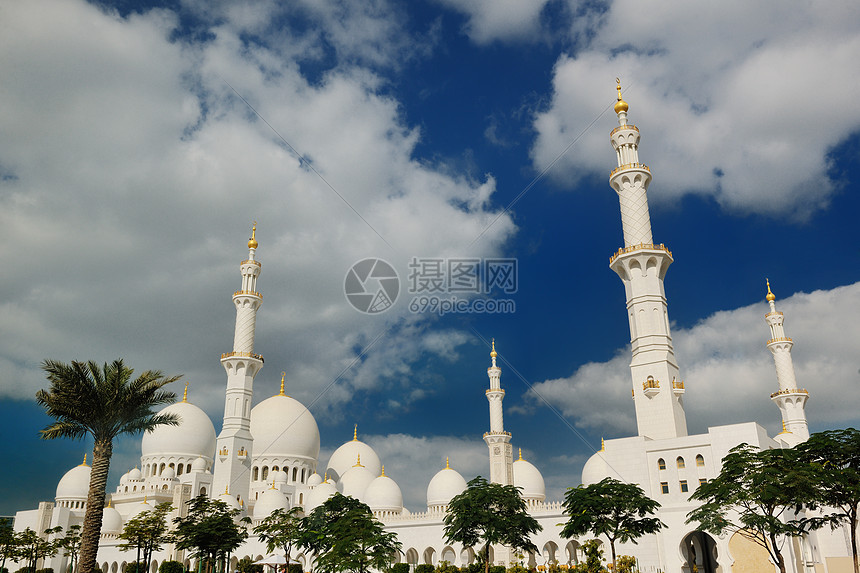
[288,564,302,573]
[490,566,506,573]
[389,563,410,573]
[415,564,435,573]
[124,562,146,573]
[236,557,263,573]
[35,568,54,573]
[158,562,183,573]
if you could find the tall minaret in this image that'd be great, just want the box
[765,280,810,441]
[608,81,687,440]
[213,224,264,503]
[483,340,513,485]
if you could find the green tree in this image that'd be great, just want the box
[298,493,401,573]
[158,561,185,573]
[235,557,262,573]
[571,539,605,573]
[37,359,180,573]
[253,507,303,561]
[561,478,663,571]
[687,443,813,573]
[119,502,173,573]
[443,476,541,573]
[172,496,248,573]
[57,525,81,573]
[795,428,860,573]
[15,528,61,572]
[613,555,636,573]
[0,522,16,573]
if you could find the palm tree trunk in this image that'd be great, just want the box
[79,439,112,573]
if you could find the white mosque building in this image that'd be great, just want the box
[11,86,856,573]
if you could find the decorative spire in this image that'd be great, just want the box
[614,78,629,115]
[490,338,497,358]
[445,457,450,469]
[354,454,363,467]
[518,448,523,461]
[381,465,386,477]
[279,372,286,396]
[248,221,258,250]
[183,381,188,402]
[766,278,776,302]
[600,437,605,451]
[353,424,358,441]
[225,485,229,495]
[81,453,88,466]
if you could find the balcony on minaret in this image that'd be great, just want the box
[643,376,660,397]
[609,243,672,266]
[237,447,248,459]
[672,378,685,395]
[770,388,808,399]
[218,446,229,460]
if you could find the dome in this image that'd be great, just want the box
[365,473,403,512]
[102,506,123,534]
[141,401,216,459]
[250,394,320,461]
[128,467,142,480]
[326,433,381,482]
[304,481,337,512]
[513,457,546,500]
[219,490,241,510]
[306,473,323,486]
[273,470,288,484]
[191,456,208,473]
[254,487,289,520]
[340,462,375,501]
[56,462,91,500]
[130,499,152,518]
[119,471,131,485]
[161,467,176,479]
[427,465,467,508]
[581,451,609,486]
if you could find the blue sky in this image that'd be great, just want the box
[1,0,859,515]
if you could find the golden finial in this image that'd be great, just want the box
[324,471,329,482]
[381,465,386,477]
[81,453,88,466]
[225,485,229,495]
[766,279,776,302]
[240,499,244,507]
[490,338,497,359]
[600,437,605,451]
[279,372,286,396]
[353,424,358,441]
[518,448,523,461]
[354,454,363,467]
[445,457,450,469]
[248,222,258,249]
[182,382,188,402]
[614,78,629,114]
[143,495,148,503]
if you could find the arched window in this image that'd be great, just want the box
[696,454,705,467]
[299,493,303,504]
[657,458,666,470]
[677,456,685,469]
[199,487,207,496]
[292,467,298,481]
[301,468,306,483]
[252,467,259,481]
[177,464,183,476]
[262,466,269,481]
[273,466,279,473]
[186,464,192,474]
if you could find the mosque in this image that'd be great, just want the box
[11,86,856,573]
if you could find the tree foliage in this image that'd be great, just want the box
[14,528,61,572]
[298,493,401,573]
[0,522,16,573]
[119,502,173,573]
[172,496,248,573]
[443,477,541,573]
[561,478,662,571]
[569,540,605,573]
[795,428,860,573]
[57,525,82,573]
[37,359,179,573]
[686,443,813,573]
[253,507,303,559]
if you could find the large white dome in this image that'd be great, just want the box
[326,432,381,482]
[56,461,91,500]
[427,464,467,508]
[365,473,403,512]
[254,487,289,520]
[250,394,320,461]
[304,481,337,513]
[141,401,216,459]
[581,451,609,486]
[102,506,123,534]
[340,463,376,502]
[513,456,546,501]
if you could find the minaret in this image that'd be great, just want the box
[765,280,810,441]
[483,340,513,485]
[608,81,687,439]
[213,224,264,502]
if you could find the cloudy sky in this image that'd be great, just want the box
[2,0,859,515]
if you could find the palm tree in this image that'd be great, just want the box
[37,359,181,573]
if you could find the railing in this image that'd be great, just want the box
[609,243,672,264]
[643,379,660,390]
[485,389,506,395]
[672,380,685,389]
[482,431,512,438]
[771,388,809,398]
[221,351,265,362]
[610,162,650,178]
[767,337,793,344]
[234,290,262,298]
[241,259,261,267]
[610,124,639,136]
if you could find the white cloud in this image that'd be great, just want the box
[531,0,860,218]
[0,0,516,421]
[433,0,552,44]
[524,282,860,437]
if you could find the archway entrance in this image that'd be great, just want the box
[681,531,719,573]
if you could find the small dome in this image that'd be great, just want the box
[161,467,176,479]
[326,436,381,482]
[306,473,323,486]
[219,491,241,510]
[56,462,91,500]
[191,457,207,473]
[304,481,337,512]
[102,506,123,534]
[581,451,609,486]
[513,457,546,501]
[119,471,131,485]
[250,395,320,461]
[141,401,216,459]
[427,466,467,508]
[340,463,375,502]
[130,499,152,518]
[365,474,403,512]
[128,467,142,480]
[273,470,288,484]
[254,488,289,520]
